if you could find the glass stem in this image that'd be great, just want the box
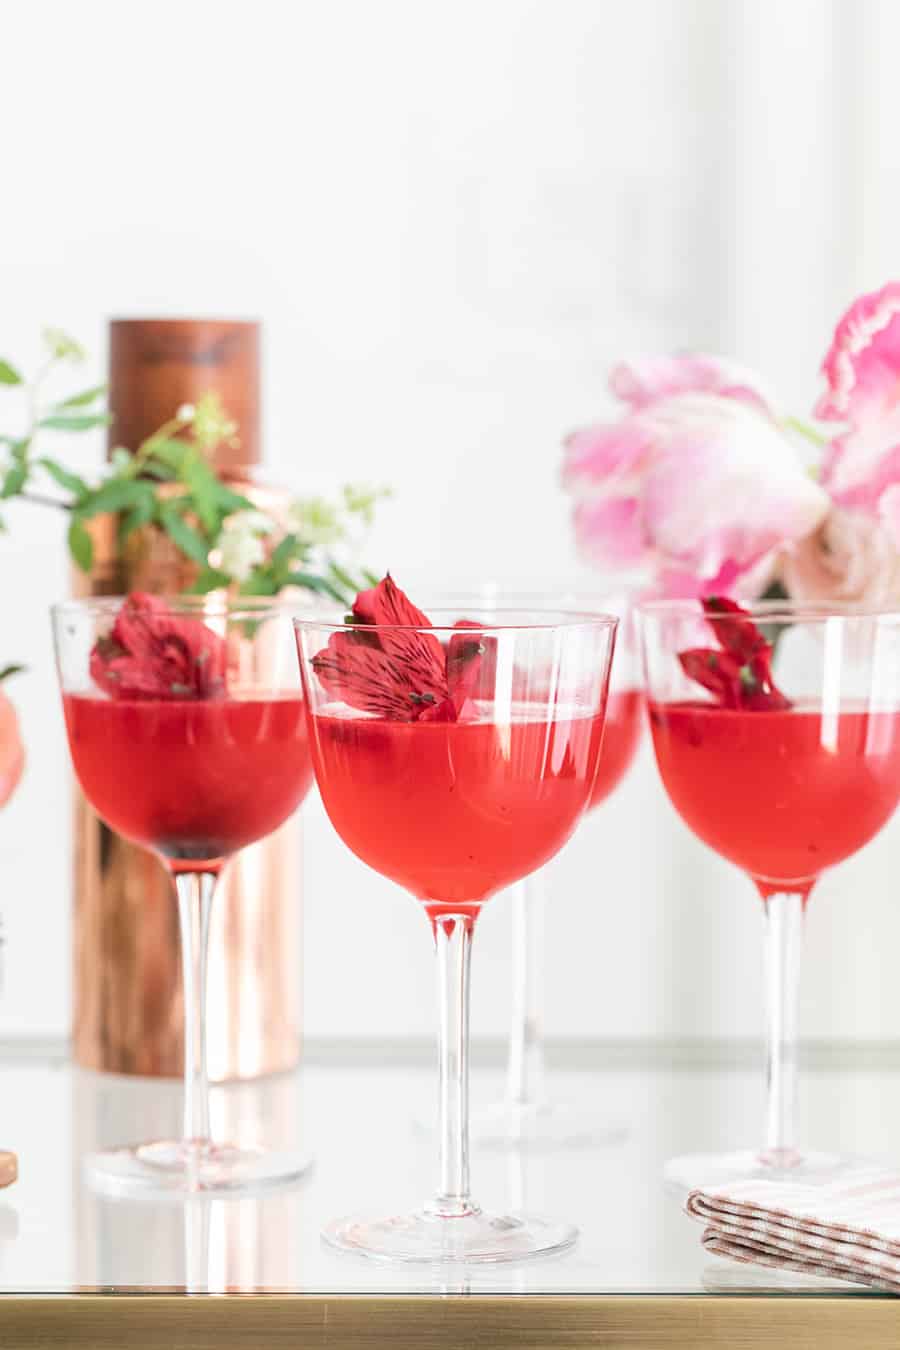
[428,913,478,1218]
[174,870,217,1146]
[505,873,546,1109]
[761,889,806,1167]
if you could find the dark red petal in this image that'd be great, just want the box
[317,576,457,720]
[702,595,767,662]
[678,648,743,708]
[360,574,434,630]
[90,593,227,701]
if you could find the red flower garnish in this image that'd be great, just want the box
[312,575,488,721]
[678,597,791,711]
[90,593,227,701]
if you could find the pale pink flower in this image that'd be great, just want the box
[816,282,900,513]
[564,357,829,598]
[781,507,900,608]
[816,282,900,424]
[609,354,772,414]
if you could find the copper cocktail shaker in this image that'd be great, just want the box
[71,319,301,1080]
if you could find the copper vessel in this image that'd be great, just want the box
[72,319,301,1080]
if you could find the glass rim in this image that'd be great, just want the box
[50,594,298,620]
[638,598,900,624]
[293,606,620,635]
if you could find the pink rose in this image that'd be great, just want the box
[564,357,829,599]
[781,507,900,607]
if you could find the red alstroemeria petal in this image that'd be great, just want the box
[678,648,743,708]
[680,597,792,711]
[312,627,449,721]
[90,593,227,701]
[450,619,502,707]
[702,596,767,662]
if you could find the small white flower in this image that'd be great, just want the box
[287,496,343,548]
[217,510,275,582]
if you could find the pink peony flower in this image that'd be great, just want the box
[781,507,900,608]
[816,282,900,513]
[564,357,829,599]
[609,354,773,414]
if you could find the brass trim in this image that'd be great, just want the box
[0,1294,894,1349]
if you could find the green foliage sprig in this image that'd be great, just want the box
[0,330,388,607]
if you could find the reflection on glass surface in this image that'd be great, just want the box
[73,1067,304,1290]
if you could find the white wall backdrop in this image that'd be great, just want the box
[1,0,899,1047]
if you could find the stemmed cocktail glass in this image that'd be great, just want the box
[295,588,617,1261]
[53,594,314,1195]
[640,598,900,1192]
[472,590,643,1147]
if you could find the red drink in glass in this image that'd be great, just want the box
[310,708,606,915]
[647,701,900,891]
[589,688,643,809]
[63,692,312,863]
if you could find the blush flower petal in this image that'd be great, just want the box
[609,354,773,415]
[816,282,900,423]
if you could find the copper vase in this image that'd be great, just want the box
[71,320,301,1080]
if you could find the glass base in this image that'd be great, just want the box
[84,1138,313,1196]
[470,1100,627,1150]
[664,1148,855,1196]
[323,1206,578,1264]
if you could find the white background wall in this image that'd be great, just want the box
[2,0,900,1047]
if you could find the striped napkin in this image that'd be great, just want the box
[686,1168,900,1293]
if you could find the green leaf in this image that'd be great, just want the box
[68,518,94,571]
[140,461,176,481]
[212,485,255,514]
[39,412,111,432]
[0,464,27,499]
[326,559,361,595]
[77,479,154,518]
[361,567,380,587]
[39,458,89,499]
[269,533,301,574]
[183,459,221,536]
[0,360,23,386]
[117,488,156,544]
[286,571,347,603]
[0,664,25,683]
[188,566,233,594]
[238,572,279,597]
[144,437,190,472]
[157,505,210,565]
[54,384,106,409]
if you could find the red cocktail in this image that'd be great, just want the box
[53,594,313,1196]
[648,701,900,891]
[589,687,644,809]
[311,708,605,916]
[641,597,900,1191]
[295,577,617,1262]
[64,693,311,864]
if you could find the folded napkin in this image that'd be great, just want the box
[686,1168,900,1293]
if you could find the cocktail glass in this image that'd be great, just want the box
[53,595,314,1195]
[472,591,643,1147]
[640,599,900,1192]
[295,602,617,1261]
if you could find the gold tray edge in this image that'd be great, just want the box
[0,1293,897,1349]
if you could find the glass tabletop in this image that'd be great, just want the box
[0,1042,895,1296]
